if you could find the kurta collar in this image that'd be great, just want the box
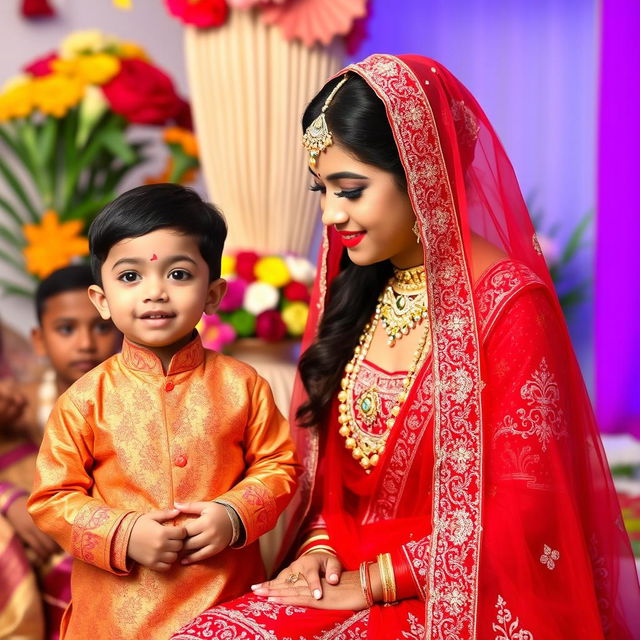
[121,333,204,376]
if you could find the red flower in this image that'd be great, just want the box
[175,97,194,131]
[255,310,287,342]
[102,59,182,125]
[21,0,56,19]
[235,251,259,282]
[283,281,310,303]
[165,0,229,28]
[23,51,58,77]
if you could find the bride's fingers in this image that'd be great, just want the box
[324,556,342,584]
[251,584,311,598]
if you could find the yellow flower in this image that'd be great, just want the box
[282,302,309,336]
[32,74,84,118]
[59,30,117,58]
[113,0,133,9]
[0,79,34,122]
[254,256,290,288]
[23,211,89,279]
[163,127,199,157]
[221,255,236,278]
[117,41,149,61]
[53,54,121,86]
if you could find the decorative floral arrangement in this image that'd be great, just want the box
[164,0,370,51]
[0,30,198,296]
[197,251,315,350]
[531,207,593,317]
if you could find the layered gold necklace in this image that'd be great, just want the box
[379,265,428,345]
[337,265,431,473]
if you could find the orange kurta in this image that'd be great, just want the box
[27,336,299,640]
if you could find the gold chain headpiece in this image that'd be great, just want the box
[302,74,350,169]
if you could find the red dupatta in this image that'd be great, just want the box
[284,54,639,639]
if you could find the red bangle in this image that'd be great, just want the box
[390,547,419,600]
[0,487,28,517]
[359,561,374,607]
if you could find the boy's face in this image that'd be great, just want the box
[88,228,226,354]
[32,290,121,388]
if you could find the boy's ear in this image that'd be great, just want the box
[31,326,47,358]
[87,284,111,320]
[203,278,227,316]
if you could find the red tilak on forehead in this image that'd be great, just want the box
[150,254,158,261]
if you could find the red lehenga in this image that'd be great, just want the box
[172,54,639,639]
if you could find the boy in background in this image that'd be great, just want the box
[0,264,120,639]
[28,184,299,639]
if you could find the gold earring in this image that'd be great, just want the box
[412,220,421,244]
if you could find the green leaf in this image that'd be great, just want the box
[0,225,25,250]
[0,125,33,172]
[63,193,114,223]
[560,213,593,265]
[0,277,34,298]
[0,194,27,229]
[0,154,39,222]
[100,127,136,164]
[0,244,25,273]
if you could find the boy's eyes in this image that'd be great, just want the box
[56,324,74,336]
[119,271,140,283]
[117,269,191,282]
[169,269,191,281]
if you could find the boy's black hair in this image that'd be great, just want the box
[88,183,227,286]
[35,264,96,324]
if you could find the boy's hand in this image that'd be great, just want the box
[176,501,233,565]
[6,495,60,563]
[127,508,186,572]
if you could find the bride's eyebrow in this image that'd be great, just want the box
[326,171,369,181]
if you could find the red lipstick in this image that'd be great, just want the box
[337,230,366,248]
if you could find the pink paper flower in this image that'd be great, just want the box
[199,313,236,351]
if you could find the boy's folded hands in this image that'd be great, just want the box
[127,508,186,572]
[175,501,233,565]
[127,502,233,572]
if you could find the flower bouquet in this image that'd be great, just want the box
[0,30,197,295]
[197,250,315,350]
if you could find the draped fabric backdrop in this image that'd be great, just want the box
[596,0,640,436]
[184,8,344,256]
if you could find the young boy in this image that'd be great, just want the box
[1,265,121,639]
[28,184,299,639]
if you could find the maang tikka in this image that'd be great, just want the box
[302,74,350,169]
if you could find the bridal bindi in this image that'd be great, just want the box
[150,254,158,261]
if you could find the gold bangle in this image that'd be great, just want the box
[377,552,397,603]
[301,533,330,547]
[359,561,374,607]
[300,544,337,558]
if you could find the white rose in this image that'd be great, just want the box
[284,256,316,286]
[244,282,279,315]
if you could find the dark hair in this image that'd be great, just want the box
[88,183,227,286]
[35,264,96,324]
[296,74,407,428]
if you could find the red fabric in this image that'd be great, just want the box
[171,54,639,640]
[281,54,639,639]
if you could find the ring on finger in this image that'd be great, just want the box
[286,572,302,584]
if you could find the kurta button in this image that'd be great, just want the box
[165,381,175,391]
[174,454,187,467]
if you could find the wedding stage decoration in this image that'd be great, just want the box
[0,30,197,295]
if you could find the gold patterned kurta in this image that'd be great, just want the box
[27,336,299,639]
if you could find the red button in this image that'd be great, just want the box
[165,381,175,391]
[174,454,187,467]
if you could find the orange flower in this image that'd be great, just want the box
[163,126,199,157]
[23,210,89,279]
[31,73,84,117]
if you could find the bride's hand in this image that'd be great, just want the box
[253,570,368,611]
[251,551,342,601]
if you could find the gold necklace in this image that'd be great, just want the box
[337,297,431,473]
[379,265,428,345]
